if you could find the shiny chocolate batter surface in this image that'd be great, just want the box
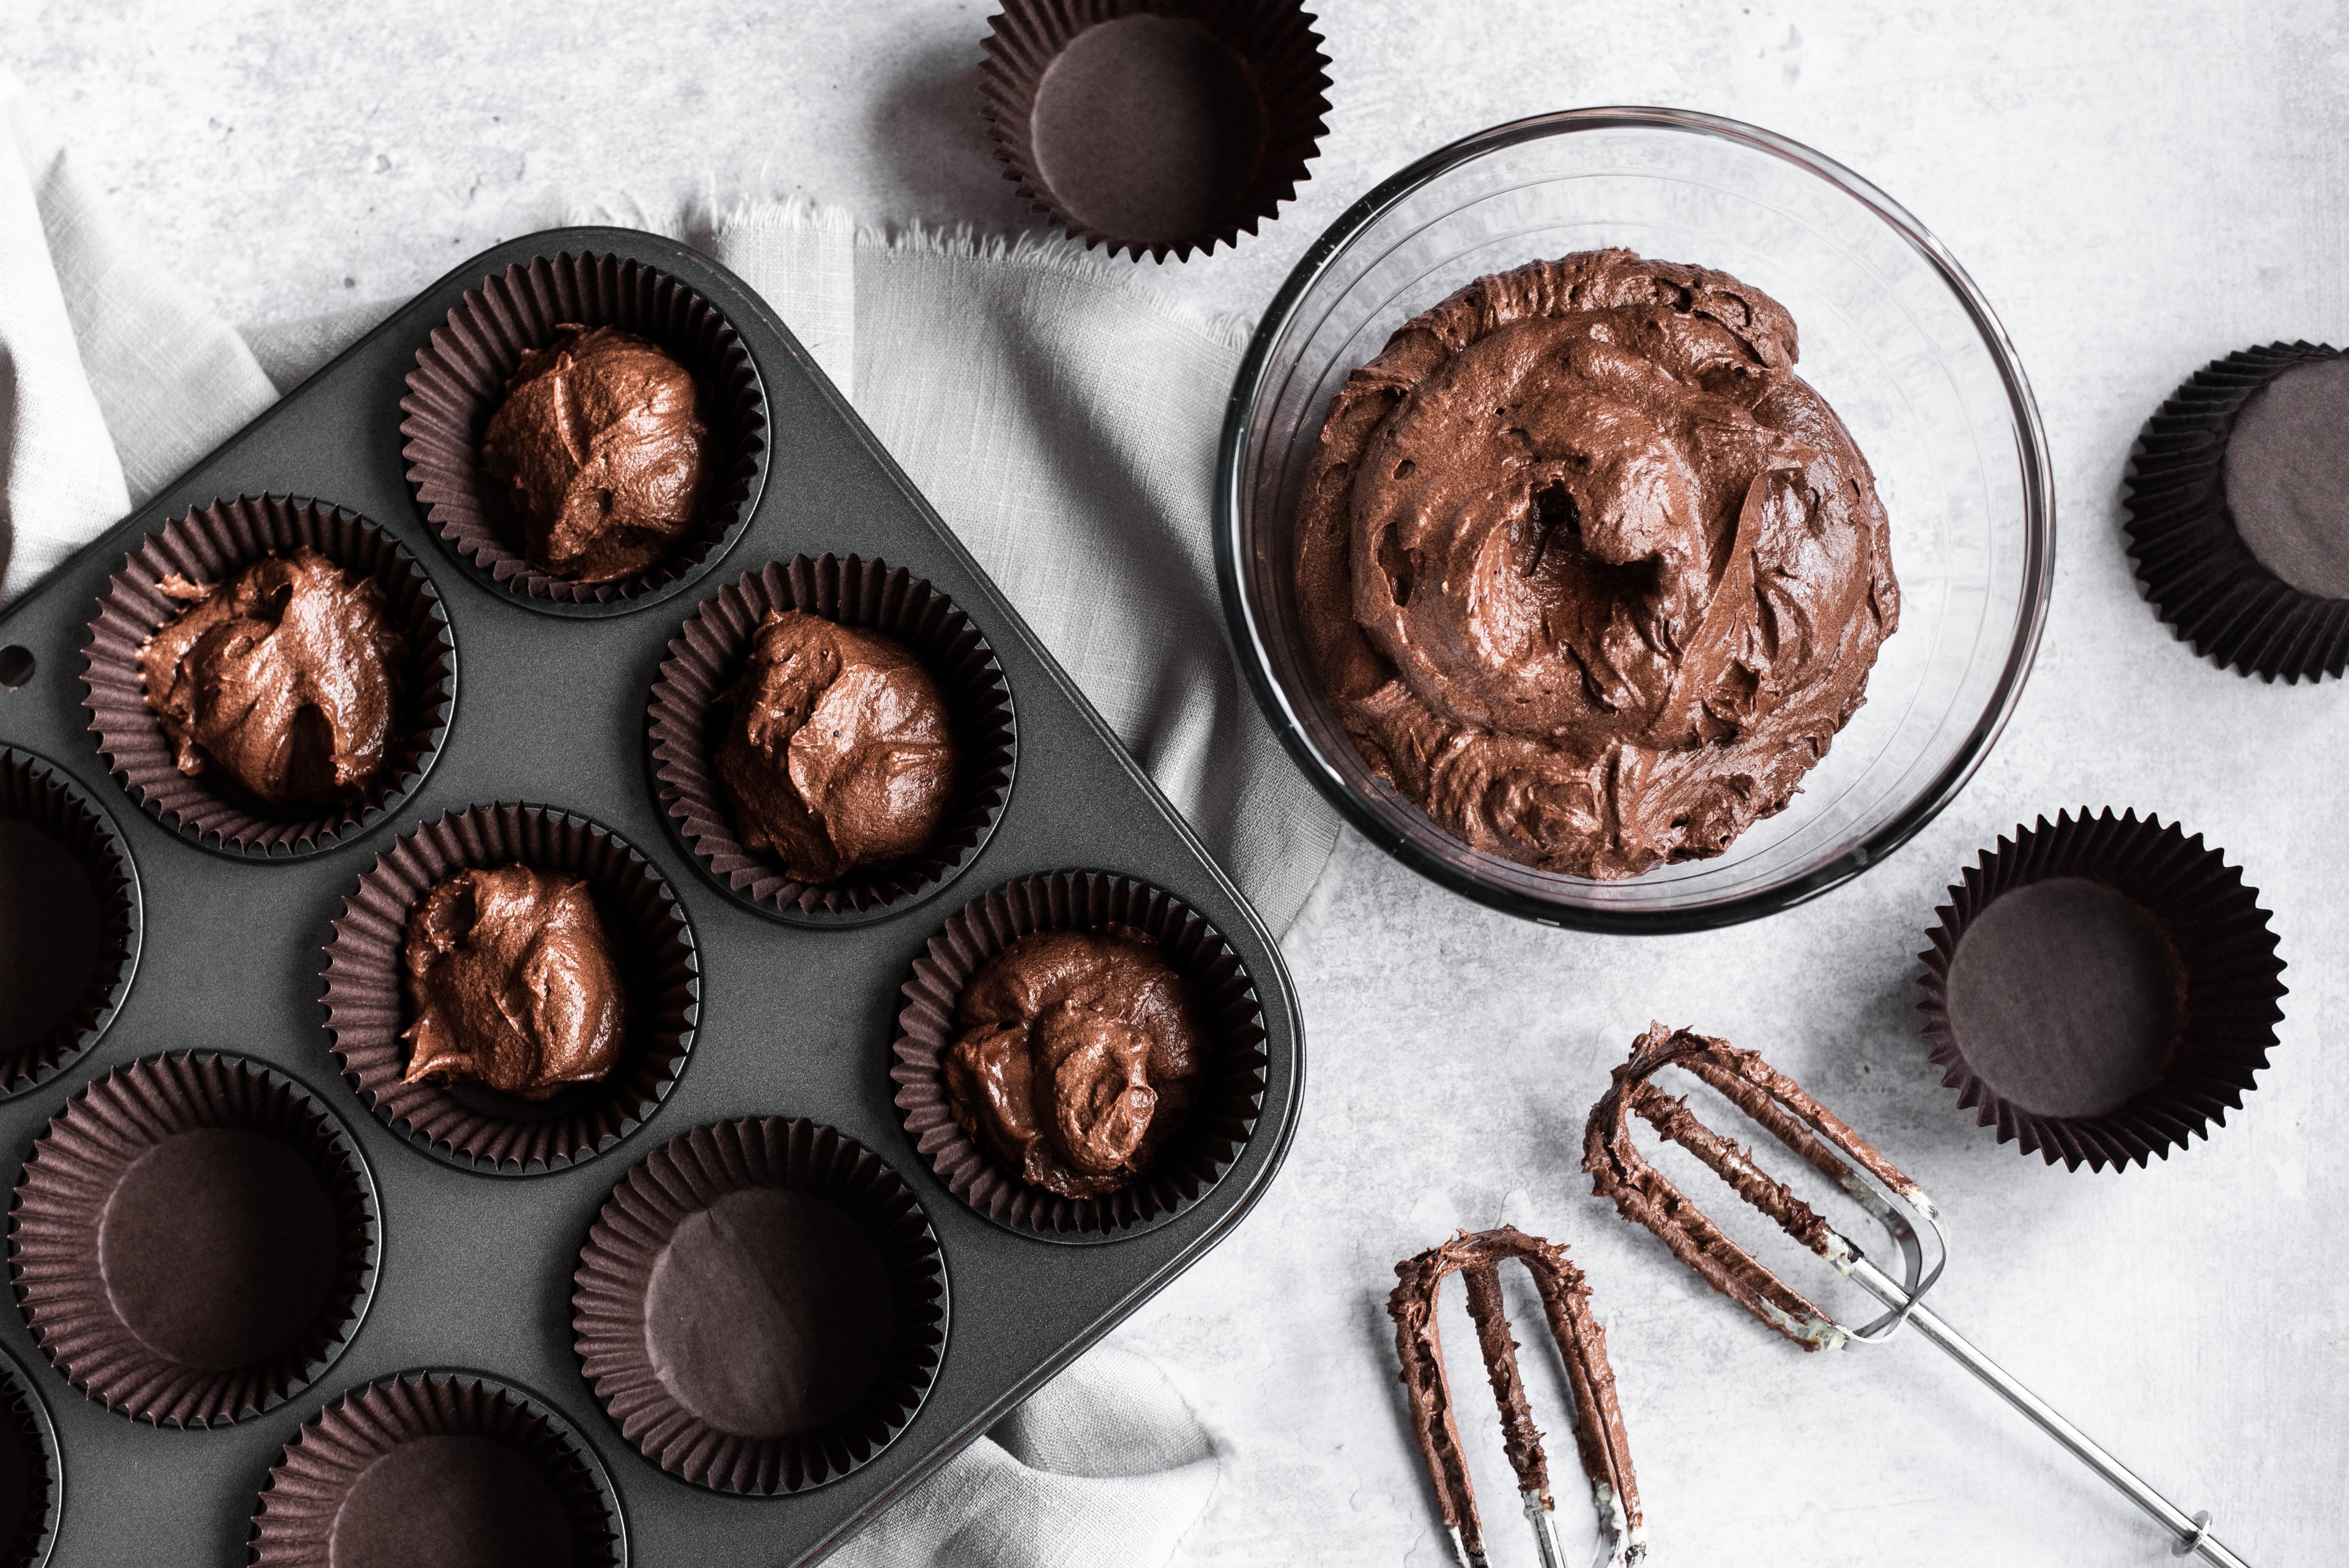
[402,864,627,1099]
[481,324,710,583]
[137,547,404,811]
[943,926,1204,1199]
[1295,250,1899,878]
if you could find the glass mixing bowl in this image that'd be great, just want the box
[1216,108,2055,933]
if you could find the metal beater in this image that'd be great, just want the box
[1583,1024,2250,1568]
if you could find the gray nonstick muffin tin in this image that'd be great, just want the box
[0,226,1302,1566]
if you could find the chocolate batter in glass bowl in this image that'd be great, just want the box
[1220,109,2054,931]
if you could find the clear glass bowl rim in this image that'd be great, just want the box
[1213,106,2057,934]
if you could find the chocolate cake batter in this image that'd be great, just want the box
[1296,250,1899,878]
[942,927,1204,1199]
[137,549,404,811]
[1388,1226,1644,1566]
[402,865,627,1099]
[1583,1023,1928,1350]
[715,610,959,884]
[481,324,711,583]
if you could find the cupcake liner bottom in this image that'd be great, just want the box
[1917,809,2287,1170]
[250,1370,622,1568]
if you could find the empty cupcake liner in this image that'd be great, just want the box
[573,1117,948,1495]
[2123,342,2349,681]
[9,1052,379,1427]
[647,555,1017,924]
[0,748,139,1098]
[321,803,700,1174]
[0,1350,58,1568]
[399,251,768,612]
[892,870,1267,1239]
[1917,808,2287,1172]
[80,495,456,857]
[248,1369,624,1568]
[980,0,1331,262]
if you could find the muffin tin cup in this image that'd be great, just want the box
[2124,342,2349,682]
[0,748,139,1098]
[80,495,456,858]
[248,1369,625,1568]
[1916,808,2287,1172]
[572,1117,948,1495]
[0,1349,59,1568]
[399,251,768,613]
[979,0,1331,262]
[892,870,1268,1240]
[321,803,700,1174]
[9,1052,380,1427]
[647,555,1017,925]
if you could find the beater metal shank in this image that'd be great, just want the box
[1584,1023,2251,1567]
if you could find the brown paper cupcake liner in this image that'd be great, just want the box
[647,555,1017,923]
[892,870,1267,1238]
[981,0,1331,262]
[321,803,700,1174]
[1916,808,2287,1172]
[248,1369,623,1568]
[0,749,139,1098]
[80,495,456,857]
[399,251,767,612]
[573,1117,948,1495]
[2123,342,2349,681]
[0,1350,59,1568]
[9,1052,379,1427]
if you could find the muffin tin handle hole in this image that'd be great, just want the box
[0,646,34,690]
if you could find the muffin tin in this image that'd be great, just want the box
[0,226,1302,1565]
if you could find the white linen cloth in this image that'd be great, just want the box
[0,72,1292,1567]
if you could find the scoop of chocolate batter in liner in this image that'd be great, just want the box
[481,325,711,584]
[322,804,699,1174]
[1295,248,1899,878]
[714,610,960,884]
[648,554,1018,922]
[941,926,1206,1200]
[894,871,1268,1238]
[400,864,628,1100]
[400,252,769,608]
[136,547,405,811]
[82,497,456,856]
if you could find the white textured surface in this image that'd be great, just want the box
[10,2,2348,1563]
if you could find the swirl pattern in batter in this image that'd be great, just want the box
[1294,250,1899,878]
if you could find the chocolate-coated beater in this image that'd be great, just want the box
[1584,1024,2251,1568]
[1387,1227,1644,1568]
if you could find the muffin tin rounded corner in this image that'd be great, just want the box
[78,493,459,862]
[891,868,1271,1246]
[645,552,1021,929]
[320,801,701,1178]
[398,250,773,619]
[572,1115,949,1495]
[7,1049,382,1429]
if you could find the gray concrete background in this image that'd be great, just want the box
[9,2,2347,1564]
